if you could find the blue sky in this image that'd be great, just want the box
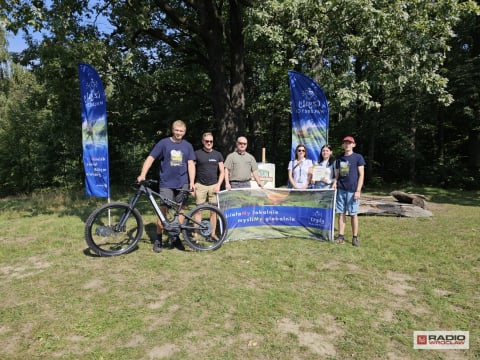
[5,1,112,54]
[6,31,29,52]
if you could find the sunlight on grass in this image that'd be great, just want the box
[0,188,478,359]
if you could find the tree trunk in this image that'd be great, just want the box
[202,0,246,155]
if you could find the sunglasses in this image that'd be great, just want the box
[237,142,247,145]
[297,149,305,152]
[204,140,213,143]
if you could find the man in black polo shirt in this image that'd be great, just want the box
[194,132,225,238]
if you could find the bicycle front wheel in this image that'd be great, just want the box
[84,202,143,256]
[182,204,228,251]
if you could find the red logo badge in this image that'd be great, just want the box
[417,335,427,345]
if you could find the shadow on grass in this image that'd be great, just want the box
[144,222,157,242]
[417,188,480,207]
[366,185,480,207]
[82,245,143,257]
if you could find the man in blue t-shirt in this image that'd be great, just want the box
[334,136,366,247]
[137,120,196,252]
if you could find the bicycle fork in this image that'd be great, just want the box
[116,190,142,231]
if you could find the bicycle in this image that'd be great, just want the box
[84,179,228,256]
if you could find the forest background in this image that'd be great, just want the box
[1,0,480,196]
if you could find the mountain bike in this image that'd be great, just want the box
[84,179,228,256]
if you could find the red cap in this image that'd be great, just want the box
[343,136,355,143]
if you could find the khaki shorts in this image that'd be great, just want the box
[195,182,218,205]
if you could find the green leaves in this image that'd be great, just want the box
[1,0,480,192]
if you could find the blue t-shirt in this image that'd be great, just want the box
[149,137,196,188]
[336,152,366,192]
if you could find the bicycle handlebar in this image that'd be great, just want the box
[140,179,158,187]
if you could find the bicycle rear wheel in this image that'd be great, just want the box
[182,204,228,251]
[84,202,143,256]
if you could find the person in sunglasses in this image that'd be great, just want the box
[288,144,313,189]
[193,133,225,238]
[224,136,263,189]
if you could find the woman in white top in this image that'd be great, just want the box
[311,144,336,189]
[288,144,313,189]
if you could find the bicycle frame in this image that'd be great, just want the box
[118,182,194,237]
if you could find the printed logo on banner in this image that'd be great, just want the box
[413,331,469,350]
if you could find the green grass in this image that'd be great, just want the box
[0,188,478,359]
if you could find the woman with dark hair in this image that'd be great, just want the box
[311,144,336,189]
[288,144,313,189]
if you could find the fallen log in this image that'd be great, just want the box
[390,191,426,209]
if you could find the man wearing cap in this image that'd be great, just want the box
[334,136,366,247]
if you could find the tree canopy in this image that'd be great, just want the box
[1,0,479,194]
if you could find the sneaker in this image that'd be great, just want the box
[153,239,163,253]
[334,235,345,245]
[352,236,360,247]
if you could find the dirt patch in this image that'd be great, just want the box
[382,271,429,316]
[0,255,51,280]
[148,344,179,359]
[82,278,105,290]
[384,271,416,297]
[146,290,172,309]
[433,288,452,296]
[277,314,344,357]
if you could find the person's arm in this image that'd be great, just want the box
[137,155,155,183]
[333,165,339,190]
[288,169,296,188]
[307,165,313,188]
[252,170,264,188]
[214,161,225,193]
[354,165,364,199]
[224,167,231,190]
[288,160,297,188]
[326,163,335,186]
[188,159,196,192]
[331,174,337,190]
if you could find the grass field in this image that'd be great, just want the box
[0,187,478,359]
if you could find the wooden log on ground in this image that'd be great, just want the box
[390,191,426,209]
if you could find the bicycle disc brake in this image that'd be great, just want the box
[198,220,213,236]
[95,226,114,237]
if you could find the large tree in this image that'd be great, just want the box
[104,0,253,154]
